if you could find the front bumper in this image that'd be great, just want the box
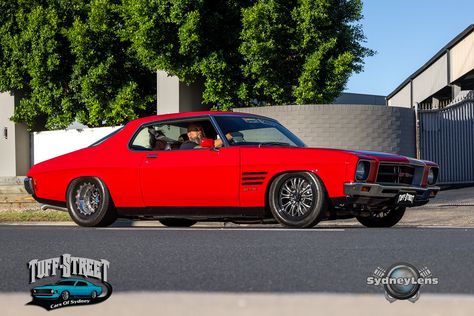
[344,182,440,207]
[344,183,440,198]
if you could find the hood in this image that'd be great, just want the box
[337,149,437,166]
[349,150,410,161]
[33,284,55,289]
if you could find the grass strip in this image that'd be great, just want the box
[0,210,71,222]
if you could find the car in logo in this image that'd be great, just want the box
[31,278,102,301]
[23,112,440,228]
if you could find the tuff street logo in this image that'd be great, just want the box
[28,254,109,283]
[367,263,438,303]
[397,193,415,203]
[26,254,113,311]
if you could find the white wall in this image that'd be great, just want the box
[0,92,16,176]
[33,126,121,164]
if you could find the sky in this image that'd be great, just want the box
[345,0,474,96]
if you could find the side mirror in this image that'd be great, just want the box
[200,138,214,148]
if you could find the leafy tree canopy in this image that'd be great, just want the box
[0,0,156,130]
[0,0,373,130]
[121,0,374,109]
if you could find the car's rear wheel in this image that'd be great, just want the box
[61,291,70,301]
[356,206,406,227]
[268,172,327,228]
[67,177,117,227]
[159,219,197,227]
[91,291,97,299]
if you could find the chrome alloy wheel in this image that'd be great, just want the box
[277,177,315,218]
[372,207,391,218]
[75,182,101,216]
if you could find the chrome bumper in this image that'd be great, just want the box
[24,177,34,195]
[344,183,440,199]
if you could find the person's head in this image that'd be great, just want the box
[187,123,203,144]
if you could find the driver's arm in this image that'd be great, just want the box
[214,133,233,147]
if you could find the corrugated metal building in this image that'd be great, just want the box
[387,25,474,109]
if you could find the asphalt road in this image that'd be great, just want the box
[1,225,473,295]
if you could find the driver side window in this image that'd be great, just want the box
[129,118,221,151]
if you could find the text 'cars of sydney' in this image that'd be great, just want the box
[24,112,440,228]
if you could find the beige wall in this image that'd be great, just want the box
[412,53,448,103]
[156,70,204,114]
[156,71,180,115]
[0,92,30,176]
[450,31,474,82]
[15,123,30,175]
[388,83,411,107]
[0,92,16,176]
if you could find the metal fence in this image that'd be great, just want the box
[419,97,474,184]
[418,90,474,111]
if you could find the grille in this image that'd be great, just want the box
[376,164,417,185]
[33,289,53,295]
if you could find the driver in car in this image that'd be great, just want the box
[179,123,233,149]
[180,123,203,149]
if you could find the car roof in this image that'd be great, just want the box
[129,111,271,126]
[57,278,89,282]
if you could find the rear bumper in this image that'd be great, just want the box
[24,177,34,195]
[343,182,440,207]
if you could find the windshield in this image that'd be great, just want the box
[213,116,306,147]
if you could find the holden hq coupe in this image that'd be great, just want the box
[24,111,440,228]
[31,278,102,301]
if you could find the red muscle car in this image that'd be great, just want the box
[24,111,440,228]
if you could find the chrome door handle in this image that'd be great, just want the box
[146,154,158,158]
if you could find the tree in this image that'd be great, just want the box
[119,0,251,110]
[0,0,156,131]
[0,0,373,130]
[122,0,374,109]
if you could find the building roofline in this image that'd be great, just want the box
[340,92,386,98]
[387,24,474,100]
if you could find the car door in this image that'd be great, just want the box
[139,147,240,207]
[132,117,240,207]
[74,281,89,296]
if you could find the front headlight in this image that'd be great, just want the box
[356,161,370,181]
[427,168,437,185]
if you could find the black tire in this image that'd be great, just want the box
[356,206,406,228]
[61,291,70,301]
[159,219,197,227]
[66,177,117,227]
[268,172,327,228]
[91,291,97,299]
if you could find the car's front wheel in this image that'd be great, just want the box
[268,172,327,228]
[356,206,406,227]
[67,177,117,227]
[159,219,197,227]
